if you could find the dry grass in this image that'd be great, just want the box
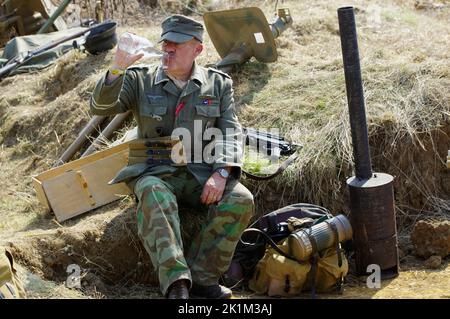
[232,0,450,230]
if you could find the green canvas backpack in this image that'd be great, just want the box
[222,203,352,298]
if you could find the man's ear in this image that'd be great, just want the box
[195,43,203,56]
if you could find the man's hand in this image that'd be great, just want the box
[106,36,144,83]
[201,171,227,205]
[112,47,143,71]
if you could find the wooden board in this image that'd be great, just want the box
[37,142,129,180]
[33,143,132,222]
[32,177,51,211]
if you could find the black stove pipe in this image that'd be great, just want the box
[338,7,372,180]
[338,6,399,279]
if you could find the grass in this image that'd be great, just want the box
[228,0,450,223]
[0,183,46,234]
[243,147,280,175]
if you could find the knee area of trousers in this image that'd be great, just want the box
[235,187,255,207]
[225,190,255,218]
[137,184,176,209]
[239,191,254,208]
[135,176,166,197]
[240,190,255,219]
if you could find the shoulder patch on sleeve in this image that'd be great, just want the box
[208,67,232,79]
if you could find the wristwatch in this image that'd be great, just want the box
[216,168,230,179]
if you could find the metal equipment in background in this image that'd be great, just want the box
[37,0,72,34]
[243,127,300,157]
[81,111,131,158]
[338,6,399,279]
[0,20,117,80]
[204,7,293,73]
[0,0,69,39]
[54,115,107,167]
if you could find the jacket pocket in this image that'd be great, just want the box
[140,104,167,118]
[195,104,220,117]
[139,103,169,137]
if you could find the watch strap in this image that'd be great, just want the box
[110,68,125,76]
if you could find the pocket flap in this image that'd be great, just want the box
[154,106,168,115]
[195,104,220,117]
[141,105,167,117]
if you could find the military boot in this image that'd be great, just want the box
[190,283,232,299]
[167,279,190,299]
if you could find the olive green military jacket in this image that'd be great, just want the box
[90,63,243,188]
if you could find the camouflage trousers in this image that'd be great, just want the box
[133,167,254,296]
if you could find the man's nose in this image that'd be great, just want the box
[163,41,177,51]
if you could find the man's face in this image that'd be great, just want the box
[161,38,203,75]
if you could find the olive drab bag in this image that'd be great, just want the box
[303,247,349,293]
[222,203,350,297]
[248,239,312,297]
[222,203,331,287]
[248,240,349,297]
[0,247,26,299]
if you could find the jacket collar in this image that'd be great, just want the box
[190,62,206,85]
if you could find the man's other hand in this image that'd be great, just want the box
[201,172,227,205]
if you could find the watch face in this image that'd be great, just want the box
[219,168,229,178]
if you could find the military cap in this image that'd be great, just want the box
[159,15,204,44]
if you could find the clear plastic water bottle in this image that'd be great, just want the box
[118,32,164,58]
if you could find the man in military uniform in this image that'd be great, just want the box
[90,15,254,299]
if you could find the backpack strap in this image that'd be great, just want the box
[327,220,346,294]
[241,228,297,261]
[327,220,343,267]
[307,230,319,300]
